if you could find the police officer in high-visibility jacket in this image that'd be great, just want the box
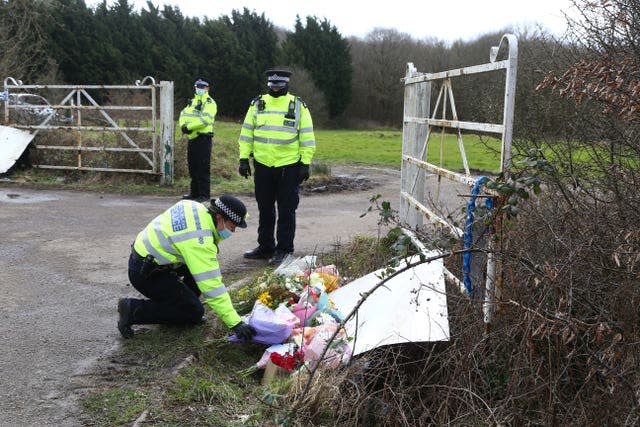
[117,195,256,341]
[238,68,316,265]
[178,77,217,202]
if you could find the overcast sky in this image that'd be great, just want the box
[87,0,576,43]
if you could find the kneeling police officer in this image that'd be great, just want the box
[117,194,256,341]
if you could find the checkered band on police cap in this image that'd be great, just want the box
[265,68,291,83]
[213,195,247,228]
[194,77,211,87]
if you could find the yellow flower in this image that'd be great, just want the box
[319,273,340,293]
[258,291,273,308]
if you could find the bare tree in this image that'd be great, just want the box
[346,28,416,127]
[0,0,53,82]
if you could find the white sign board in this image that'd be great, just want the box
[0,125,34,173]
[330,253,450,356]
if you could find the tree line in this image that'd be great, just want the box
[0,0,351,123]
[2,0,579,135]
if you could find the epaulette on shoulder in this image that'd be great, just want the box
[296,96,308,108]
[250,95,262,106]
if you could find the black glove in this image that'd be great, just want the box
[238,159,251,179]
[232,321,257,341]
[298,163,310,184]
[181,124,189,135]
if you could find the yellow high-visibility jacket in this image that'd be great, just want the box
[132,200,240,328]
[238,93,316,167]
[178,94,217,140]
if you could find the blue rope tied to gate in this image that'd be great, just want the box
[463,176,491,296]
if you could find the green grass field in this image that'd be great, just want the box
[214,121,502,173]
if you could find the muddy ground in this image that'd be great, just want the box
[0,165,412,426]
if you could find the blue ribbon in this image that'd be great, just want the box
[462,176,490,296]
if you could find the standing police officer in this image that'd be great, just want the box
[238,68,316,265]
[117,194,257,342]
[179,77,217,202]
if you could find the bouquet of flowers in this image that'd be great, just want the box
[233,270,305,316]
[230,256,351,375]
[270,350,305,372]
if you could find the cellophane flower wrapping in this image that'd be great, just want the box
[291,285,319,326]
[274,255,317,277]
[291,318,352,369]
[228,301,297,345]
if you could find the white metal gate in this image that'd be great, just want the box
[1,76,175,183]
[400,34,518,330]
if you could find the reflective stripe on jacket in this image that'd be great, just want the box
[178,94,218,140]
[238,93,316,167]
[132,200,240,328]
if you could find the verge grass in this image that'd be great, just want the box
[81,228,402,426]
[81,317,268,426]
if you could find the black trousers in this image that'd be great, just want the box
[125,251,204,325]
[187,134,212,199]
[253,159,301,253]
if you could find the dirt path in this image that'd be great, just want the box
[0,165,401,426]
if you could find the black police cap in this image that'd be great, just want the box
[210,194,247,228]
[265,68,292,83]
[194,77,211,87]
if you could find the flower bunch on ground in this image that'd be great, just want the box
[270,350,305,372]
[233,271,305,315]
[230,257,351,375]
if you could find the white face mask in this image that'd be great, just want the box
[195,88,207,96]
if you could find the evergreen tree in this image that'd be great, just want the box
[222,8,279,111]
[46,0,104,83]
[283,16,352,119]
[101,0,153,82]
[139,3,187,83]
[186,18,246,117]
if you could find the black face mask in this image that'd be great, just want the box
[268,84,288,98]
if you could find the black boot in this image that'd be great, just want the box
[243,246,274,260]
[117,298,134,339]
[268,250,293,265]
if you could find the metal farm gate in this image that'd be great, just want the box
[1,76,175,183]
[400,34,518,331]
